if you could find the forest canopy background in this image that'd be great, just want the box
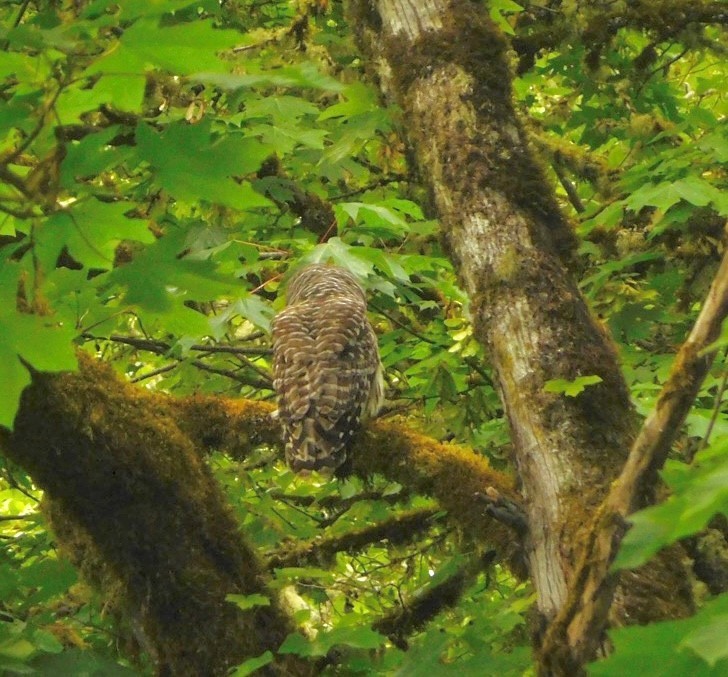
[0,0,727,676]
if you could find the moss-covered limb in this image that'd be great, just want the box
[169,393,523,565]
[531,134,615,196]
[4,356,311,677]
[540,246,728,673]
[684,525,728,595]
[512,0,727,72]
[41,500,154,667]
[350,0,701,669]
[167,393,280,458]
[266,507,441,570]
[372,553,486,648]
[350,0,639,618]
[351,421,525,574]
[582,1,727,52]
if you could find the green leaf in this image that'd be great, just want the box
[244,123,327,154]
[108,231,240,312]
[55,75,146,124]
[0,310,78,428]
[589,594,728,676]
[277,632,311,656]
[544,375,603,397]
[229,296,275,333]
[88,19,242,75]
[29,647,138,675]
[31,629,63,654]
[318,82,379,120]
[335,202,409,236]
[672,176,724,208]
[225,593,270,611]
[278,626,386,657]
[21,558,77,604]
[273,567,336,583]
[0,637,35,661]
[302,238,375,279]
[135,121,273,210]
[243,95,320,121]
[682,614,728,666]
[191,63,343,92]
[60,127,134,187]
[489,0,523,35]
[230,651,274,677]
[625,181,680,212]
[614,440,728,570]
[580,252,662,296]
[86,0,203,20]
[0,53,44,80]
[37,200,153,271]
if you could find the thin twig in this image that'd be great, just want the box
[86,334,272,356]
[5,83,66,165]
[130,363,178,383]
[698,347,728,456]
[13,0,32,28]
[191,360,272,389]
[0,513,37,522]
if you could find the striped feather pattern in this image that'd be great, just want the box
[272,265,384,472]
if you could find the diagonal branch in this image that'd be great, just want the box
[266,507,441,569]
[2,356,312,677]
[169,394,524,570]
[541,242,728,673]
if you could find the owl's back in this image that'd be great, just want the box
[272,265,384,472]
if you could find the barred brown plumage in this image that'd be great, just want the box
[271,264,385,472]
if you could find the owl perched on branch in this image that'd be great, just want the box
[272,264,385,473]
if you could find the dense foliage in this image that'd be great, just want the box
[0,0,726,674]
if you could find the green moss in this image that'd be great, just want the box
[350,420,526,577]
[8,356,310,676]
[373,1,576,261]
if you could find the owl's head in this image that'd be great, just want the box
[285,264,367,304]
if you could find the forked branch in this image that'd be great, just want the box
[541,241,728,674]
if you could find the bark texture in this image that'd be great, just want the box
[3,356,310,677]
[349,0,694,669]
[542,246,728,672]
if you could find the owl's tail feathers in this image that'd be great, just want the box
[284,418,348,473]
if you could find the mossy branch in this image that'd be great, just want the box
[540,241,728,673]
[3,356,312,677]
[373,553,486,648]
[266,507,441,570]
[513,0,728,72]
[170,395,523,570]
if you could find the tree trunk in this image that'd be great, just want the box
[3,357,311,677]
[349,0,694,667]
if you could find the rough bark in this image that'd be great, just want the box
[348,0,694,670]
[541,245,728,672]
[2,356,311,677]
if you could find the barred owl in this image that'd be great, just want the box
[272,264,384,472]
